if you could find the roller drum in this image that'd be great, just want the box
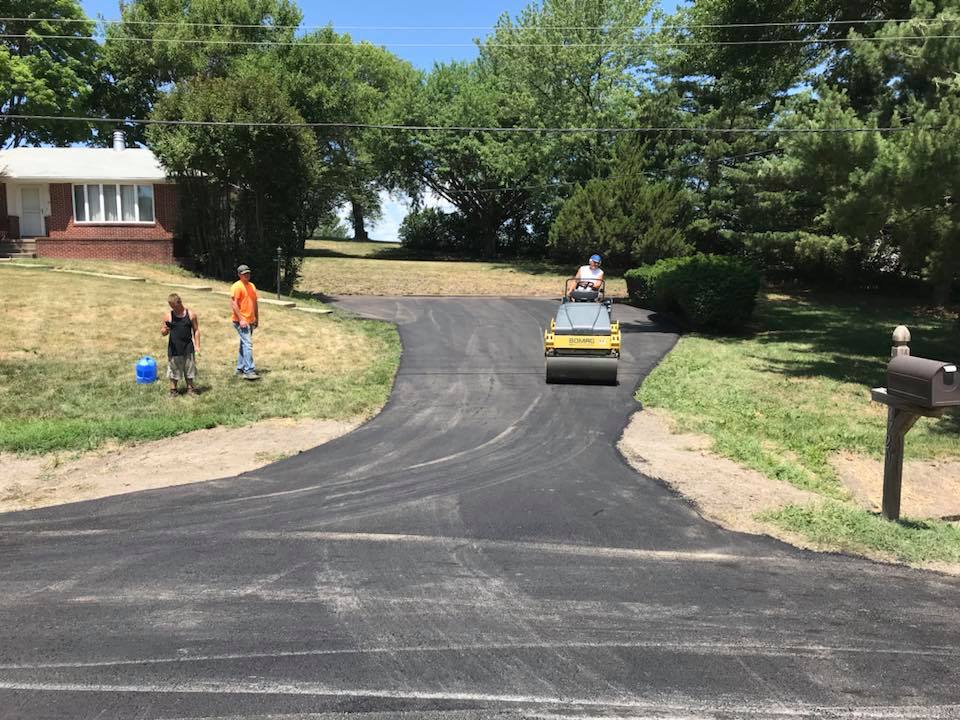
[545,356,618,385]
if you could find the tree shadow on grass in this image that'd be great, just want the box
[747,291,960,385]
[302,245,424,260]
[494,259,570,277]
[618,312,680,335]
[291,289,338,305]
[301,247,361,259]
[929,409,960,438]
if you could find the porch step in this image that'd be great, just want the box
[0,239,37,259]
[0,247,36,259]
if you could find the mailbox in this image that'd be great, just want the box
[886,355,960,408]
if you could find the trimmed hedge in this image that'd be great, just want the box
[625,254,763,333]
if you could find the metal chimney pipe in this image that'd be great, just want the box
[112,130,125,152]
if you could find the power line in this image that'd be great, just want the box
[1,16,954,32]
[4,32,959,48]
[4,114,942,135]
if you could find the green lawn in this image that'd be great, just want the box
[0,266,399,454]
[639,290,960,564]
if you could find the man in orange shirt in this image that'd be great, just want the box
[230,264,260,380]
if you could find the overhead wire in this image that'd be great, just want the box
[0,16,956,32]
[3,32,959,49]
[4,114,942,135]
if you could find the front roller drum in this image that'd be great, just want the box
[545,356,618,385]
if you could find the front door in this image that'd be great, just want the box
[20,186,44,237]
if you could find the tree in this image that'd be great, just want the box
[313,214,352,240]
[651,0,914,257]
[279,31,420,241]
[385,60,550,258]
[1,0,99,147]
[743,3,960,299]
[147,63,326,290]
[549,174,693,269]
[480,0,657,184]
[97,0,302,144]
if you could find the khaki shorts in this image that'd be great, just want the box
[167,354,197,381]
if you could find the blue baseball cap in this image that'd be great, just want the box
[589,254,602,263]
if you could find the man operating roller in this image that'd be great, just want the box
[567,253,604,297]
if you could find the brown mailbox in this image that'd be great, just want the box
[886,355,960,408]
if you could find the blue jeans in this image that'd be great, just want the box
[233,323,255,374]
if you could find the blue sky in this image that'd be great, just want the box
[80,0,682,240]
[81,1,682,70]
[81,0,546,70]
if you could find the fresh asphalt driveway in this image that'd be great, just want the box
[0,298,958,719]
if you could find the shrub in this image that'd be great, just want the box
[626,254,763,333]
[399,207,469,253]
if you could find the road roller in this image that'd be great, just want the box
[543,279,620,384]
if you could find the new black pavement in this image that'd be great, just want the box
[0,298,958,719]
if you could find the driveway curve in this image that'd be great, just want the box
[0,298,958,719]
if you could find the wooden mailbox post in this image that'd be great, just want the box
[870,326,947,521]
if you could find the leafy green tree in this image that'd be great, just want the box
[313,214,352,240]
[1,0,99,147]
[652,0,912,258]
[97,0,302,143]
[386,60,550,258]
[399,207,470,253]
[480,0,657,184]
[384,0,664,258]
[147,64,325,289]
[279,31,420,241]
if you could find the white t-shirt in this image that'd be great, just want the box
[577,265,604,285]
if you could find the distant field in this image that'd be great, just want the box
[300,239,627,297]
[0,264,399,454]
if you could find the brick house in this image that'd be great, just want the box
[0,132,178,263]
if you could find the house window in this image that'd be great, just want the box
[71,184,156,224]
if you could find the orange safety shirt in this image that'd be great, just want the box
[230,280,258,324]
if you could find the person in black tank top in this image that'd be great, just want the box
[160,293,201,396]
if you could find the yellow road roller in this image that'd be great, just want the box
[543,279,620,384]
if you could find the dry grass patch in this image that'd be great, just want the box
[0,266,398,453]
[12,257,198,284]
[307,239,394,257]
[301,240,627,297]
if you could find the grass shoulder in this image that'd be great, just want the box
[638,290,960,567]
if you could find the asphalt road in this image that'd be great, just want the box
[1,298,959,720]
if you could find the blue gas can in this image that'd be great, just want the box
[136,356,158,384]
